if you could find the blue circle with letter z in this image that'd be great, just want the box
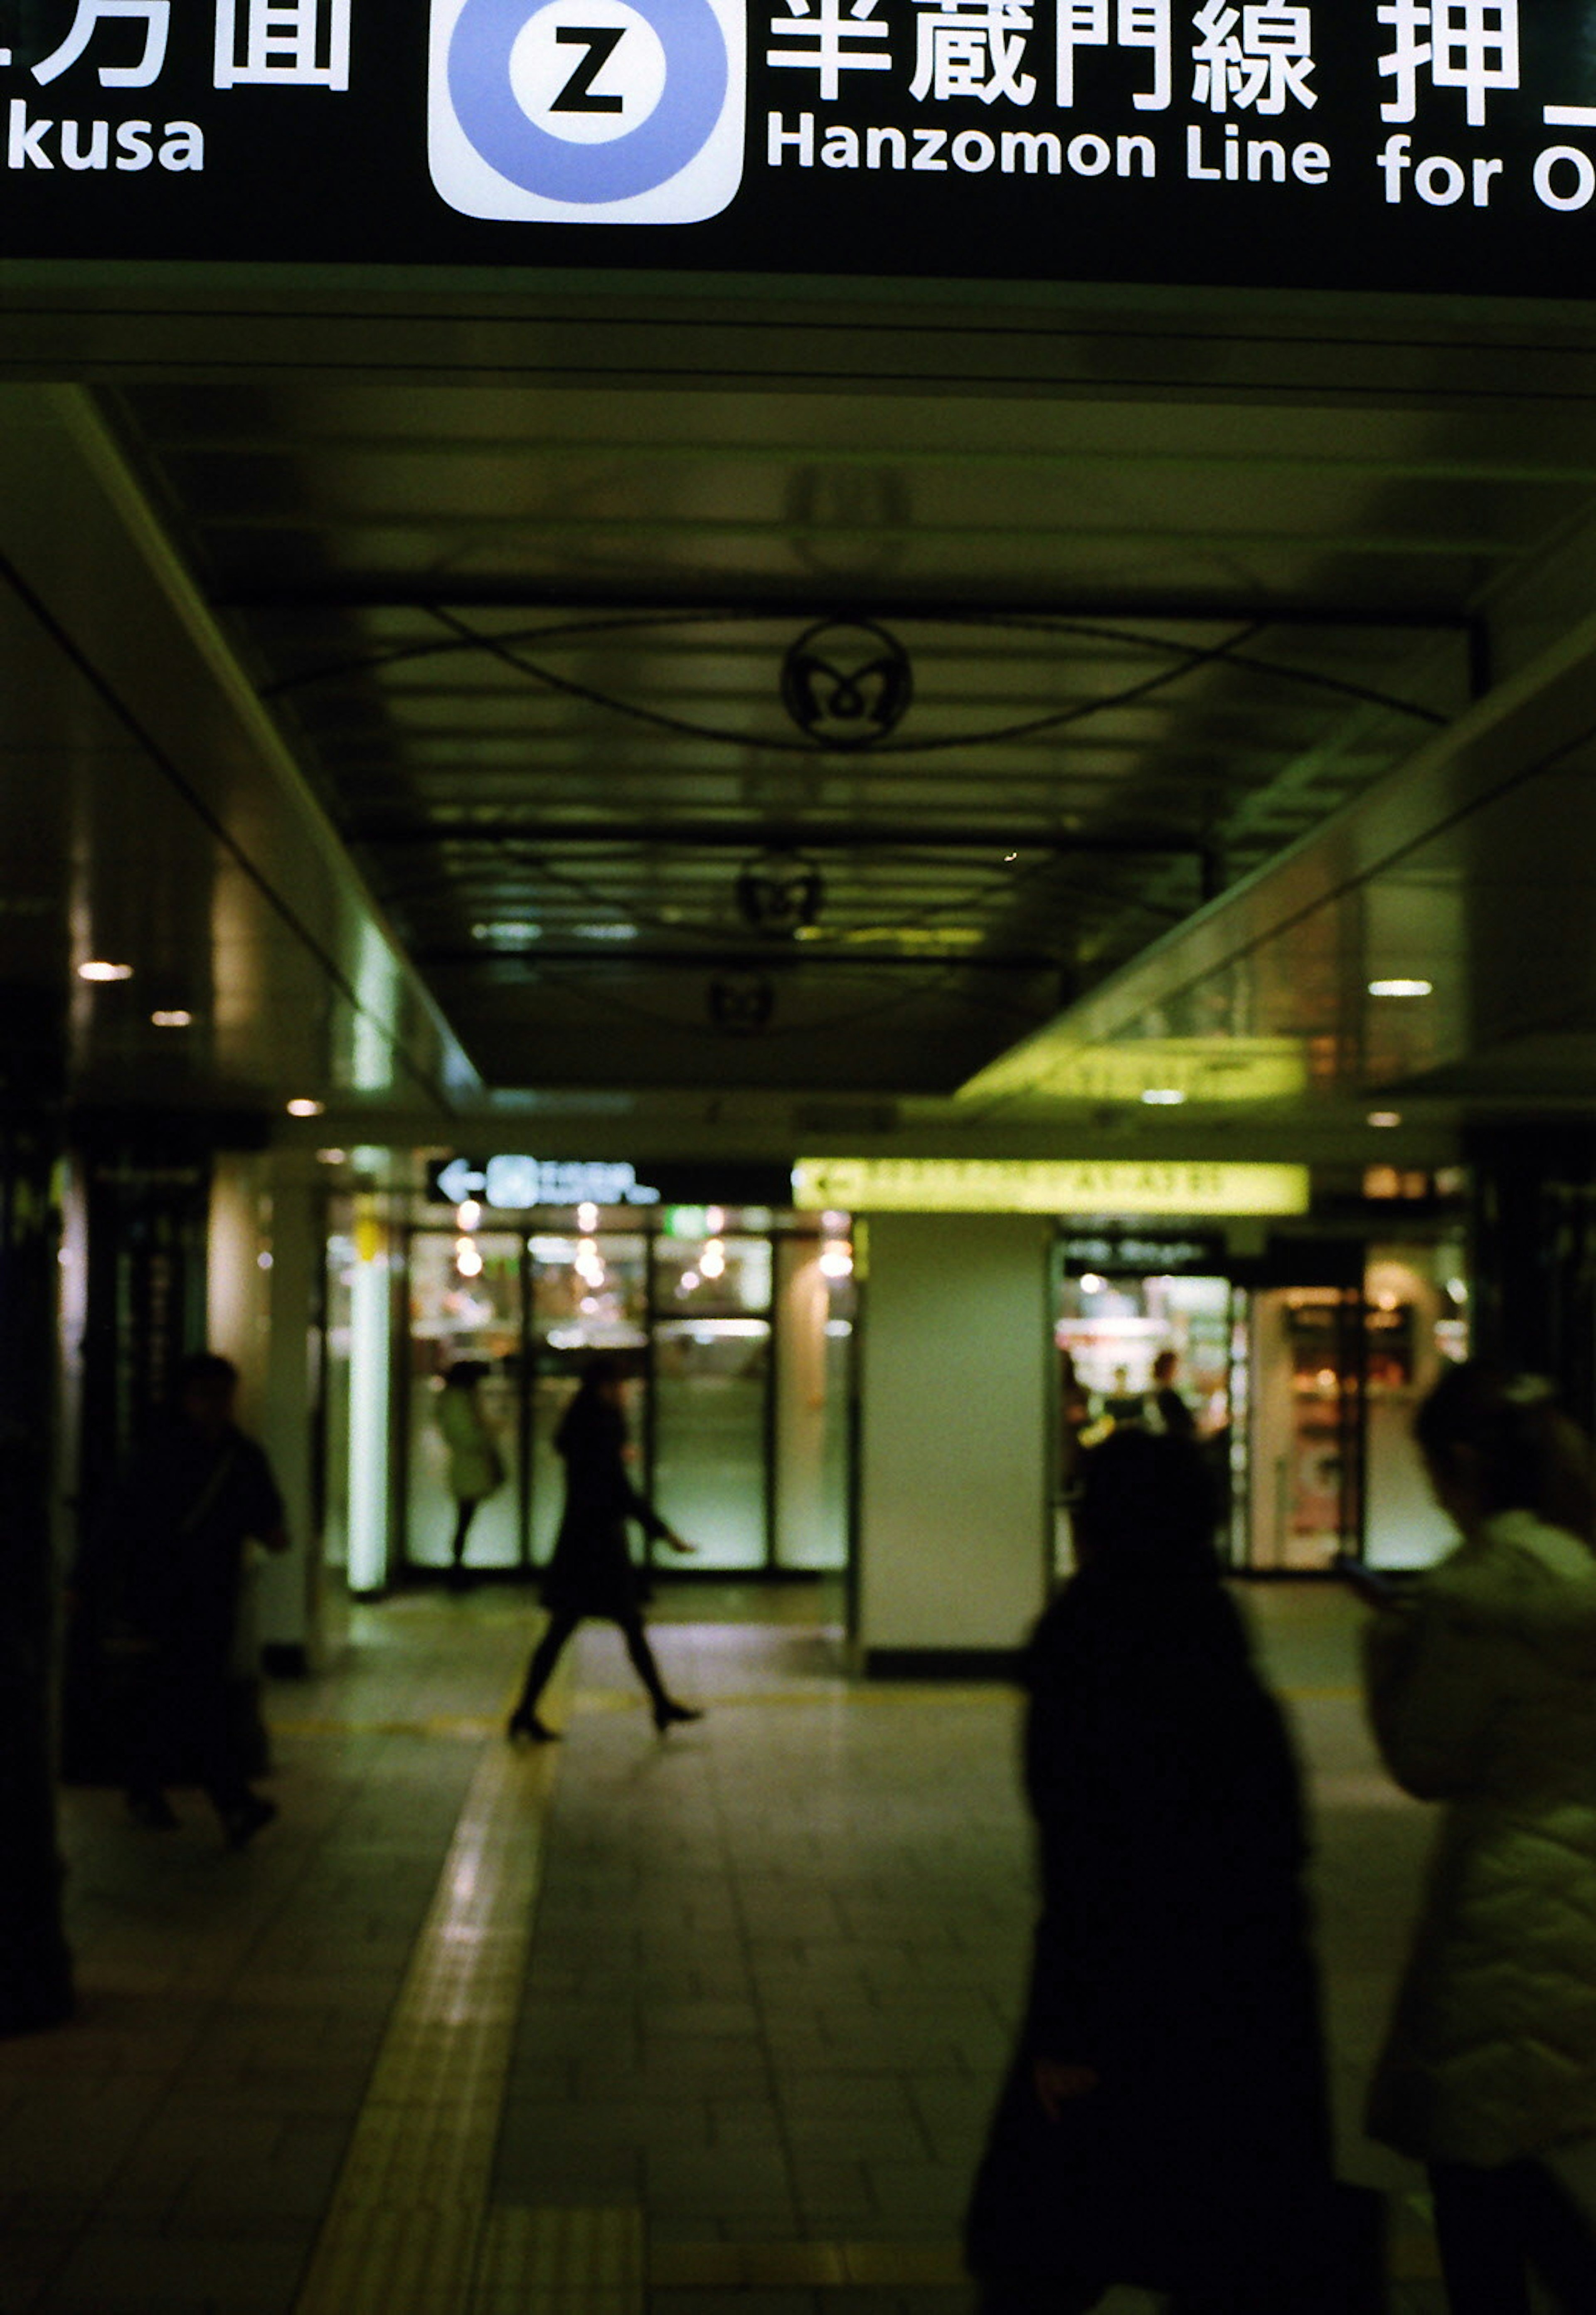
[449,0,727,202]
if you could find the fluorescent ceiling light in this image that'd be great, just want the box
[1368,979,1433,998]
[78,960,133,983]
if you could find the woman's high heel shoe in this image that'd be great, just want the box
[507,1706,559,1743]
[653,1699,704,1733]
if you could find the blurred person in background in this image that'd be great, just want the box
[436,1358,504,1588]
[507,1355,701,1741]
[101,1351,287,1848]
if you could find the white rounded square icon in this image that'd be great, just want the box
[429,0,745,223]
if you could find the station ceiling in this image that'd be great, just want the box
[5,277,1596,1155]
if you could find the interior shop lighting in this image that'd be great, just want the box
[1140,1088,1187,1106]
[818,1241,854,1280]
[705,1206,727,1235]
[286,1097,326,1118]
[577,1201,600,1234]
[456,1199,483,1232]
[679,1270,702,1294]
[78,959,133,982]
[821,1209,850,1234]
[316,1149,349,1166]
[455,1237,484,1279]
[150,1008,193,1028]
[699,1239,727,1281]
[1079,1273,1106,1293]
[575,922,639,941]
[1367,1111,1403,1129]
[1368,979,1433,998]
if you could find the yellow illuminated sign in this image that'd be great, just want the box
[792,1158,1310,1218]
[959,1036,1308,1107]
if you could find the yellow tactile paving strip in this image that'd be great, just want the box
[291,1688,583,2315]
[648,2241,968,2288]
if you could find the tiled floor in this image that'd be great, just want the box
[0,1583,1447,2314]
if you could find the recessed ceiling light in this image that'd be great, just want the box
[286,1097,325,1118]
[1367,1111,1402,1129]
[1140,1088,1188,1106]
[1368,979,1433,998]
[78,960,133,983]
[150,1009,193,1028]
[472,921,542,945]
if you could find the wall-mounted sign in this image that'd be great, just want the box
[1061,1229,1227,1275]
[793,1156,1310,1215]
[961,1036,1309,1108]
[5,2,1596,295]
[429,1154,662,1207]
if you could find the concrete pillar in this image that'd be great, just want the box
[0,994,74,2032]
[1466,1122,1596,1437]
[855,1213,1052,1674]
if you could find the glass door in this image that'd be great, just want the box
[406,1230,525,1573]
[650,1229,773,1570]
[1246,1285,1365,1570]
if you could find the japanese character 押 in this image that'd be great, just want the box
[766,0,892,103]
[214,0,350,91]
[33,0,169,88]
[1377,0,1517,128]
[1191,2,1316,115]
[910,0,1035,104]
[1057,0,1170,109]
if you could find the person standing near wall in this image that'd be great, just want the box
[1355,1360,1596,2315]
[103,1351,288,1848]
[507,1355,701,1741]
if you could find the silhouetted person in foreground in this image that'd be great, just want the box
[507,1356,701,1741]
[967,1429,1340,2314]
[1354,1361,1596,2315]
[104,1352,288,1847]
[436,1359,503,1587]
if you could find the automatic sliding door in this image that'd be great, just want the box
[651,1233,772,1570]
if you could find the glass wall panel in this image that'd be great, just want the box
[406,1230,524,1571]
[652,1233,772,1569]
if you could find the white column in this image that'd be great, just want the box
[856,1212,1052,1669]
[774,1238,843,1570]
[346,1197,393,1596]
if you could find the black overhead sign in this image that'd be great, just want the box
[5,1,1596,293]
